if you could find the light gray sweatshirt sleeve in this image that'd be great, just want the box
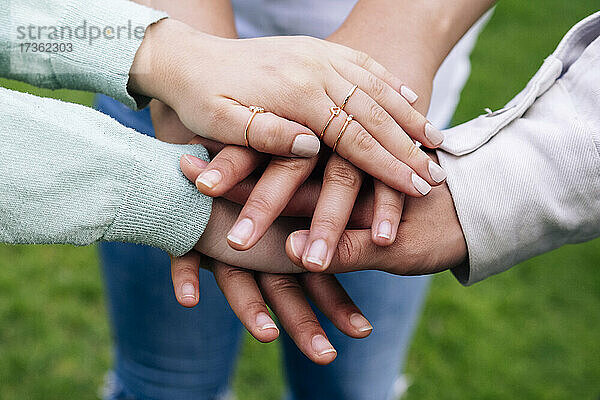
[0,0,168,109]
[0,87,212,256]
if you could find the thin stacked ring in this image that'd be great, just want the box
[244,105,265,148]
[319,84,358,152]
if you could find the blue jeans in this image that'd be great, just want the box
[95,95,431,400]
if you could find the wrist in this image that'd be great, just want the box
[128,18,198,105]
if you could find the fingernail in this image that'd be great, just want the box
[196,170,222,189]
[400,85,419,104]
[349,313,373,332]
[227,218,254,246]
[412,173,431,195]
[428,160,447,183]
[183,154,208,168]
[425,123,444,146]
[376,220,393,240]
[305,239,328,268]
[256,312,279,332]
[181,283,196,300]
[290,231,309,259]
[292,134,321,157]
[312,334,336,356]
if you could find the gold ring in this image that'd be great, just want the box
[320,106,341,140]
[340,85,358,111]
[244,106,265,148]
[333,115,354,153]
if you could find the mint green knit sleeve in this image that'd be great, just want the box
[0,87,212,256]
[0,0,167,109]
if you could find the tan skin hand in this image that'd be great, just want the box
[182,154,467,276]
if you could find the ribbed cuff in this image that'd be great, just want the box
[104,135,212,257]
[55,0,167,109]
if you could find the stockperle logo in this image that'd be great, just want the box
[16,20,148,46]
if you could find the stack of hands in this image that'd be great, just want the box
[127,16,469,365]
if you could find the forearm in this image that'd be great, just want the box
[438,13,600,284]
[0,87,211,256]
[329,0,496,111]
[132,0,237,37]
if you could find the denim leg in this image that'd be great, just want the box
[281,272,430,400]
[95,95,243,400]
[100,242,243,400]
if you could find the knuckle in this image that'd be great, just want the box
[368,102,389,128]
[293,79,320,98]
[293,315,321,334]
[366,74,387,100]
[214,152,240,177]
[269,157,312,176]
[243,299,268,314]
[332,295,356,312]
[336,231,364,266]
[253,118,287,151]
[312,214,343,235]
[263,275,302,297]
[383,158,408,180]
[244,193,278,217]
[326,162,361,189]
[404,142,425,162]
[399,106,423,129]
[354,50,372,69]
[175,264,197,277]
[207,103,231,133]
[376,198,404,216]
[216,265,252,284]
[351,128,378,154]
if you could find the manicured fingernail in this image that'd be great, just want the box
[400,85,419,104]
[425,123,444,146]
[312,334,336,356]
[256,312,278,332]
[196,170,222,189]
[227,218,254,246]
[428,160,447,183]
[290,231,309,259]
[376,220,393,240]
[292,134,321,157]
[183,154,208,168]
[181,283,196,300]
[412,173,431,195]
[349,313,373,332]
[305,239,328,268]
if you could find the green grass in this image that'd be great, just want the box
[1,1,599,399]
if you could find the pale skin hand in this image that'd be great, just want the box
[128,17,446,194]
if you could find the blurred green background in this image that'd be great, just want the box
[1,1,599,399]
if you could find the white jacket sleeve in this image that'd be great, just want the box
[437,12,600,285]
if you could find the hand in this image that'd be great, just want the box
[129,18,446,195]
[180,130,429,270]
[150,100,196,144]
[286,177,469,276]
[186,155,466,277]
[170,252,373,365]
